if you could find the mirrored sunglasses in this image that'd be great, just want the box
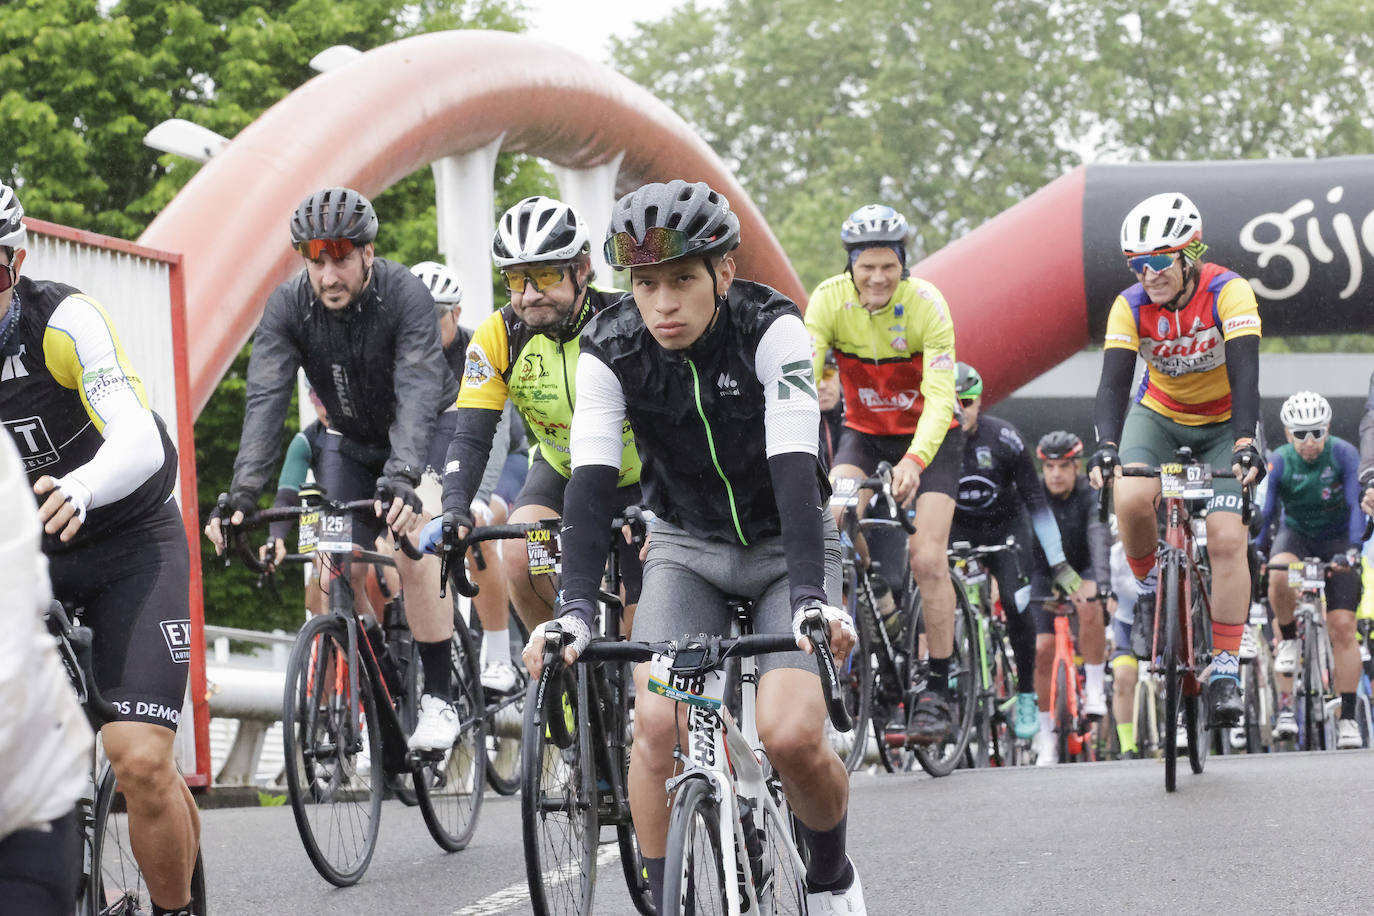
[0,263,13,296]
[502,265,567,294]
[1126,252,1178,274]
[1290,428,1326,441]
[604,226,691,268]
[295,238,358,260]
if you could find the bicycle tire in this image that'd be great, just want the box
[1134,676,1156,759]
[1243,659,1263,754]
[1162,561,1181,793]
[392,636,422,807]
[281,614,384,886]
[662,778,729,916]
[601,661,655,916]
[478,606,528,797]
[1186,587,1209,775]
[414,610,487,852]
[872,576,921,774]
[1302,630,1327,751]
[758,779,807,915]
[1054,660,1071,764]
[522,665,597,916]
[90,763,208,916]
[833,574,874,772]
[912,583,978,777]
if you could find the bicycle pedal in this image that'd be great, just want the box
[404,748,446,768]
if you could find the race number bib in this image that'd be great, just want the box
[526,525,562,576]
[1288,561,1323,591]
[1160,463,1212,500]
[316,510,353,554]
[830,476,860,509]
[646,653,726,709]
[297,510,320,553]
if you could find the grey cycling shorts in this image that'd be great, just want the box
[631,514,842,677]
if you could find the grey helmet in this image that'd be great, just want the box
[289,187,378,245]
[604,179,740,269]
[492,196,589,268]
[0,181,26,250]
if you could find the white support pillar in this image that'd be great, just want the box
[432,134,506,330]
[550,152,626,290]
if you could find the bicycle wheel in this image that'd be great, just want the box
[832,586,874,773]
[1161,561,1181,793]
[281,614,384,886]
[479,607,528,797]
[1243,659,1263,754]
[662,777,729,916]
[912,584,977,777]
[601,662,655,916]
[90,764,208,916]
[757,779,808,915]
[1054,660,1071,764]
[414,611,487,852]
[1186,588,1210,775]
[522,665,597,916]
[872,576,921,774]
[1134,677,1157,759]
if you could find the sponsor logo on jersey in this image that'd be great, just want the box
[777,360,816,400]
[1105,333,1133,344]
[1222,314,1260,334]
[1320,466,1335,481]
[929,353,954,371]
[857,388,919,411]
[975,445,993,469]
[1156,316,1171,338]
[463,345,496,389]
[83,365,137,408]
[330,364,355,418]
[159,619,192,664]
[4,415,59,471]
[1189,316,1205,333]
[1143,327,1223,377]
[518,352,548,382]
[956,474,998,510]
[998,426,1024,451]
[717,371,740,395]
[891,336,907,351]
[1,344,28,381]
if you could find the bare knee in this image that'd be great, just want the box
[106,739,177,800]
[757,702,825,773]
[631,697,685,775]
[909,537,949,586]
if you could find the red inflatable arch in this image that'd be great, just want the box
[140,30,806,414]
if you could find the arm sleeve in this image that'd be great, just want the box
[557,464,620,627]
[1359,371,1374,482]
[569,353,628,470]
[385,277,451,483]
[756,315,821,457]
[1339,440,1365,547]
[1009,437,1066,568]
[1093,347,1138,446]
[41,296,166,507]
[232,287,302,499]
[906,286,957,467]
[1257,450,1284,554]
[440,407,503,516]
[768,452,829,612]
[1223,335,1260,441]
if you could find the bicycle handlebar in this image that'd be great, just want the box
[1095,461,1253,526]
[219,495,421,574]
[855,461,915,534]
[45,602,120,728]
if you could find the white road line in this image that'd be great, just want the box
[451,844,620,916]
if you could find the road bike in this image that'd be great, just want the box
[224,493,485,886]
[45,601,209,916]
[1031,591,1111,764]
[1265,556,1351,751]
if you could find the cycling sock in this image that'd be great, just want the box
[1085,663,1106,697]
[1008,611,1037,693]
[482,627,512,666]
[1127,552,1157,583]
[1209,650,1240,682]
[1279,621,1298,641]
[795,812,850,890]
[1116,721,1137,753]
[1038,711,1054,734]
[417,639,454,702]
[1211,622,1244,658]
[927,655,952,693]
[1341,693,1357,720]
[151,902,192,916]
[642,855,665,912]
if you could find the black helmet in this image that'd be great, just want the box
[1036,430,1084,461]
[955,362,983,398]
[0,181,25,250]
[604,179,740,269]
[289,187,378,246]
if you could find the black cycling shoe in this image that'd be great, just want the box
[1206,677,1244,728]
[905,688,953,745]
[1130,591,1156,659]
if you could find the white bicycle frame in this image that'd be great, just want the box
[662,651,807,915]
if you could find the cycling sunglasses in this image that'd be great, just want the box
[502,264,567,294]
[1290,428,1327,441]
[604,227,691,267]
[1126,252,1179,274]
[0,263,13,295]
[959,396,978,407]
[295,238,357,260]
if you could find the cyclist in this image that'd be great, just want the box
[1030,430,1111,764]
[949,364,1082,743]
[430,196,643,660]
[1257,391,1364,748]
[205,187,465,754]
[805,203,963,744]
[1088,191,1264,728]
[524,180,864,914]
[0,181,200,916]
[1359,370,1374,517]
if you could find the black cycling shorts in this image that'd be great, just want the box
[949,515,1034,616]
[47,501,191,732]
[833,425,964,499]
[1270,527,1362,611]
[317,429,388,547]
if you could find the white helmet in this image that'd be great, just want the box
[1280,391,1331,429]
[840,204,908,248]
[492,196,589,268]
[410,260,463,310]
[1120,192,1202,255]
[0,181,26,250]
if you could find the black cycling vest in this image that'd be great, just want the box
[0,277,178,551]
[580,279,825,545]
[1034,476,1109,581]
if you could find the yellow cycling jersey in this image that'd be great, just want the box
[804,272,957,468]
[1103,262,1262,425]
[456,289,641,485]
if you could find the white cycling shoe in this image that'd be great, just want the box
[1337,718,1363,749]
[1273,708,1298,739]
[481,661,521,695]
[805,859,866,915]
[408,694,460,751]
[1273,639,1299,675]
[1034,730,1058,766]
[1083,689,1108,718]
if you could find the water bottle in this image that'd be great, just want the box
[873,574,901,642]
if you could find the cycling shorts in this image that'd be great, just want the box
[46,501,191,732]
[1269,527,1361,611]
[1120,406,1243,516]
[632,514,842,677]
[318,429,388,547]
[833,425,964,500]
[948,516,1034,617]
[1110,615,1134,664]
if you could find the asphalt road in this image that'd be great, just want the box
[201,750,1374,915]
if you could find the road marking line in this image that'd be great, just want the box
[452,844,620,915]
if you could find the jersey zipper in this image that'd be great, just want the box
[559,341,575,414]
[686,358,748,545]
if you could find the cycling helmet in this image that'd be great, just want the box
[289,187,378,245]
[604,180,740,269]
[492,196,589,268]
[410,260,463,310]
[1037,430,1085,461]
[955,362,983,398]
[840,204,908,248]
[1119,192,1202,256]
[1279,391,1331,429]
[0,181,26,250]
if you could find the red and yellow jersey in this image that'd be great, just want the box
[1103,263,1261,425]
[804,273,957,468]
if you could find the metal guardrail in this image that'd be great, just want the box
[203,625,294,786]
